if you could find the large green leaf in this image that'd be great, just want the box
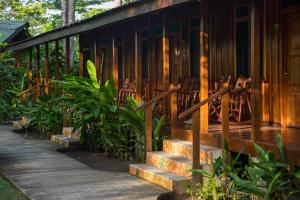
[86,60,99,88]
[277,134,285,162]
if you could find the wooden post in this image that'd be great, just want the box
[44,43,49,94]
[221,91,230,148]
[112,35,119,89]
[36,45,41,99]
[192,109,201,184]
[170,85,178,139]
[145,106,153,152]
[135,23,142,103]
[94,40,100,79]
[250,0,262,142]
[199,0,209,133]
[65,36,71,74]
[162,16,170,90]
[79,48,84,77]
[262,81,270,123]
[28,48,33,90]
[55,40,60,80]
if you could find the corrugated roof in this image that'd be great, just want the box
[0,20,27,43]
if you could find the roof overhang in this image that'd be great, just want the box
[5,0,195,51]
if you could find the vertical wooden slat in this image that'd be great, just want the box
[192,109,200,184]
[55,40,60,80]
[28,48,33,90]
[36,45,41,99]
[250,0,262,142]
[221,90,230,147]
[145,106,153,152]
[199,0,209,133]
[112,35,119,89]
[44,43,49,94]
[135,23,142,103]
[170,85,178,139]
[65,36,71,74]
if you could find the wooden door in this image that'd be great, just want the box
[286,11,300,127]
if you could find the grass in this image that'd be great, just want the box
[0,175,29,200]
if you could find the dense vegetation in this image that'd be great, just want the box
[189,135,300,200]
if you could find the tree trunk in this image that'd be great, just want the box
[68,0,75,68]
[61,0,75,72]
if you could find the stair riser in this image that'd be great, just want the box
[129,165,188,194]
[177,129,222,148]
[63,127,80,139]
[146,152,191,178]
[163,140,222,164]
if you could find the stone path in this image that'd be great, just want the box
[0,126,166,200]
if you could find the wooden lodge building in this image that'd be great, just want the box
[5,0,300,192]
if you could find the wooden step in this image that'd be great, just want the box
[163,140,222,164]
[177,128,222,148]
[129,164,189,194]
[51,135,80,150]
[62,127,80,139]
[146,151,193,178]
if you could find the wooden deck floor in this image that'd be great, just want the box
[177,122,300,166]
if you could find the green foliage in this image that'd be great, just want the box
[229,134,300,200]
[190,135,300,200]
[22,94,63,136]
[0,51,28,123]
[52,60,167,161]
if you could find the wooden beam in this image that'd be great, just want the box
[135,23,142,103]
[55,40,60,80]
[199,0,209,133]
[250,0,262,142]
[162,16,170,90]
[221,90,230,148]
[28,48,33,90]
[192,109,200,184]
[36,45,41,98]
[65,36,71,74]
[170,85,178,138]
[112,35,119,89]
[145,106,153,152]
[79,48,84,77]
[44,43,49,94]
[6,0,192,51]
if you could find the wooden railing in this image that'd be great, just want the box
[135,84,181,152]
[178,84,232,183]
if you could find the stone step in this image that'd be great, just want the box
[51,135,81,150]
[163,139,222,164]
[129,164,189,194]
[62,127,80,139]
[146,151,194,178]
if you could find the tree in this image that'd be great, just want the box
[61,0,75,69]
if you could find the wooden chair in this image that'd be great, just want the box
[229,76,251,122]
[117,79,136,106]
[208,76,231,122]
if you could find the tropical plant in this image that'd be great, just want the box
[189,135,300,200]
[230,134,300,200]
[0,53,28,123]
[188,142,244,200]
[51,60,168,162]
[21,94,63,137]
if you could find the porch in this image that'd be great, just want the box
[4,0,300,194]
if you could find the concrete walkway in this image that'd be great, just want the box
[0,126,166,200]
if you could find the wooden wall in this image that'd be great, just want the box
[78,0,291,125]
